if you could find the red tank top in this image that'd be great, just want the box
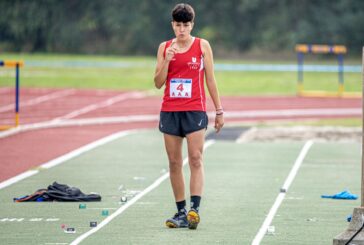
[161,37,206,112]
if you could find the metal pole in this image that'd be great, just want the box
[362,47,364,207]
[297,52,304,95]
[15,63,19,126]
[338,54,344,95]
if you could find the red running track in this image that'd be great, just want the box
[0,88,361,182]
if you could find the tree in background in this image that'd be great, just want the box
[0,0,363,56]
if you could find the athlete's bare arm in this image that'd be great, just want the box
[201,39,224,133]
[154,41,178,89]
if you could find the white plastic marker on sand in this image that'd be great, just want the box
[0,130,137,190]
[69,140,216,245]
[251,140,314,245]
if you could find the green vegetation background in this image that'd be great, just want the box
[1,1,363,56]
[1,53,361,96]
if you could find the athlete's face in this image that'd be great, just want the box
[172,21,194,41]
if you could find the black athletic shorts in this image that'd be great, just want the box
[159,111,208,137]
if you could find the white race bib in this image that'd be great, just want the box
[169,78,192,98]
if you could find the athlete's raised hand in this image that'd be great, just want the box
[165,41,178,61]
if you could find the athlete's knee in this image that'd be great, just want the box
[189,152,203,169]
[168,158,183,173]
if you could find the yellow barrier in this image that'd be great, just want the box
[295,44,356,98]
[3,60,24,68]
[295,44,347,54]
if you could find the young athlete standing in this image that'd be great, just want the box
[154,3,224,229]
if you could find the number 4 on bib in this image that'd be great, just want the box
[170,78,192,98]
[177,83,184,91]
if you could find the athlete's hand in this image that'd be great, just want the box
[215,114,224,133]
[165,41,178,61]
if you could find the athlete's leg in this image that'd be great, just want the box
[185,129,205,229]
[186,129,205,196]
[163,133,185,202]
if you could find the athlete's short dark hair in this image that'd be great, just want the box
[172,3,195,23]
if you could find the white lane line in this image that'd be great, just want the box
[251,140,314,245]
[0,115,157,139]
[0,107,359,139]
[52,115,159,126]
[69,140,216,245]
[0,170,39,190]
[0,89,75,113]
[52,91,145,121]
[281,141,314,191]
[40,130,134,169]
[0,130,137,190]
[224,108,361,119]
[0,91,146,138]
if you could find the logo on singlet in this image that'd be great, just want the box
[188,57,200,70]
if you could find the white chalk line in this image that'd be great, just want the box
[226,108,360,118]
[0,89,75,113]
[0,107,359,139]
[0,170,39,190]
[0,91,145,138]
[251,140,314,245]
[52,91,145,121]
[0,130,137,190]
[69,140,216,245]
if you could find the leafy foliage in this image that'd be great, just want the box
[0,0,363,55]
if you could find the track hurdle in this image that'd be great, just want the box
[0,60,24,130]
[295,44,359,98]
